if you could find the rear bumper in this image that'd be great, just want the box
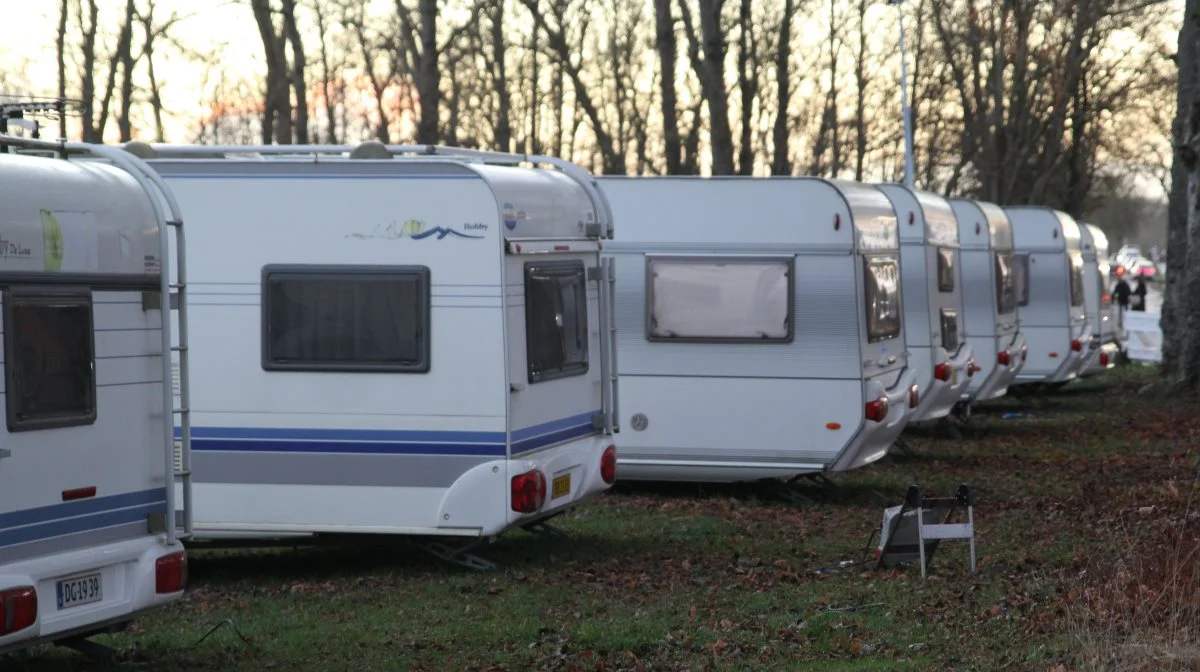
[829,367,918,472]
[491,435,614,536]
[0,537,185,655]
[967,333,1026,402]
[911,344,974,422]
[1080,341,1120,377]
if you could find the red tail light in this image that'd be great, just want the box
[156,551,188,594]
[0,587,37,636]
[998,350,1011,366]
[865,396,889,422]
[1071,339,1083,352]
[908,385,920,408]
[511,469,547,514]
[1101,292,1111,304]
[1099,352,1110,367]
[600,445,617,484]
[933,362,951,381]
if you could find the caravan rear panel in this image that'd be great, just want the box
[949,199,1026,402]
[0,146,188,654]
[146,146,617,540]
[1005,206,1091,385]
[599,177,915,483]
[877,185,973,422]
[1078,223,1119,376]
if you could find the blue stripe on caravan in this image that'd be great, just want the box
[0,502,166,549]
[0,488,166,531]
[190,439,507,457]
[174,413,602,458]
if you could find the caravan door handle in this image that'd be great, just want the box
[0,448,10,459]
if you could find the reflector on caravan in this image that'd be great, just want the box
[1004,206,1091,386]
[598,176,918,484]
[948,199,1027,403]
[877,185,973,422]
[137,142,619,543]
[0,136,191,655]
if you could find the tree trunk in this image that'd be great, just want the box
[79,0,100,142]
[771,0,795,176]
[491,0,512,152]
[679,0,734,175]
[654,0,682,174]
[736,0,756,175]
[117,0,137,142]
[415,0,439,144]
[281,0,308,144]
[56,0,69,140]
[852,0,868,182]
[314,1,338,143]
[1164,0,1200,387]
[250,0,292,144]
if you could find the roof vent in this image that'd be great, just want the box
[122,141,158,159]
[350,141,391,160]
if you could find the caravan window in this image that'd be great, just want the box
[940,308,960,351]
[994,251,1017,315]
[262,265,431,373]
[936,248,955,293]
[525,261,589,383]
[1014,253,1031,307]
[864,257,902,342]
[645,256,793,343]
[1069,258,1085,307]
[4,291,97,432]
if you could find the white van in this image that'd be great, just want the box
[132,141,619,550]
[0,137,190,655]
[948,199,1027,402]
[597,177,918,483]
[1078,223,1119,375]
[877,185,974,422]
[1004,206,1091,386]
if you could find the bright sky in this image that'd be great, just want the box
[3,0,263,140]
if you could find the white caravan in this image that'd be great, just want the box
[0,138,190,655]
[1004,206,1091,386]
[597,177,919,483]
[948,199,1027,402]
[132,142,619,546]
[877,185,974,422]
[1078,223,1119,376]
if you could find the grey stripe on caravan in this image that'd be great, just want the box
[193,451,492,488]
[625,448,842,464]
[150,159,479,178]
[0,521,149,565]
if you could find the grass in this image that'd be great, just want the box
[11,363,1200,671]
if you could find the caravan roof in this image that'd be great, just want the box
[953,200,1014,251]
[880,185,959,247]
[1005,206,1082,254]
[603,176,897,251]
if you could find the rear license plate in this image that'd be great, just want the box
[551,474,571,500]
[56,572,102,610]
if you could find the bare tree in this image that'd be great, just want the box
[250,0,293,144]
[281,0,309,143]
[55,0,69,139]
[851,0,868,182]
[809,0,845,177]
[519,0,623,173]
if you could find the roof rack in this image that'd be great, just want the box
[0,98,83,152]
[124,141,615,238]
